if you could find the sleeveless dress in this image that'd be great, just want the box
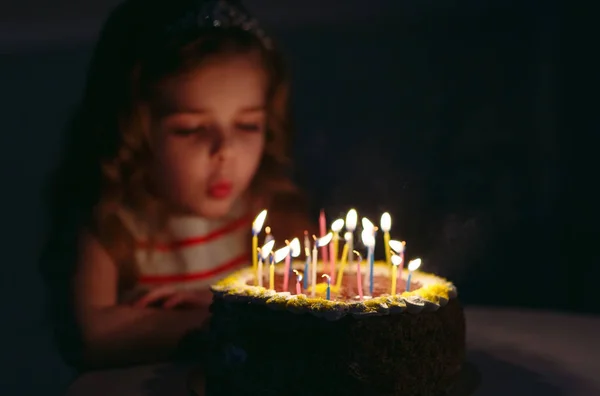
[116,203,251,302]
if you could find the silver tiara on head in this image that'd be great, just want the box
[166,0,273,49]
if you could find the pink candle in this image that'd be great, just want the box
[354,251,364,301]
[282,241,291,291]
[294,270,302,295]
[319,210,329,266]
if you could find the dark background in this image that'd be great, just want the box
[0,0,586,395]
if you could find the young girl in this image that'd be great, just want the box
[41,0,313,369]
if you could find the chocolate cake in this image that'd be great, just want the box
[203,261,465,396]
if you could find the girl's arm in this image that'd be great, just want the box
[74,231,209,368]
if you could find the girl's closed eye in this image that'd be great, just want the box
[235,122,263,133]
[172,125,211,137]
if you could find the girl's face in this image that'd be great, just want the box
[147,53,267,219]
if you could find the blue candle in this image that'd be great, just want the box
[322,274,331,300]
[303,257,309,290]
[406,271,413,292]
[405,258,422,292]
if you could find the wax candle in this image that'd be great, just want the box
[319,210,329,266]
[381,212,392,266]
[354,250,364,301]
[389,240,406,279]
[269,254,275,290]
[258,240,275,288]
[303,231,311,290]
[322,274,331,300]
[391,254,402,295]
[361,228,375,295]
[329,218,344,282]
[406,258,422,292]
[293,270,302,295]
[335,232,352,289]
[346,209,358,270]
[271,245,290,291]
[283,238,301,291]
[264,226,274,245]
[252,210,268,283]
[311,232,333,297]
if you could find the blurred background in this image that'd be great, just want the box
[0,0,583,394]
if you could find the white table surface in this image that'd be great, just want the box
[67,307,600,396]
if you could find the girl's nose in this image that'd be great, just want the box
[209,128,233,160]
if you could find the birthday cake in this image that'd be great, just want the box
[203,211,466,396]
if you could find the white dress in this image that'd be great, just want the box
[116,203,250,302]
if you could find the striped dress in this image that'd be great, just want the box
[116,203,251,302]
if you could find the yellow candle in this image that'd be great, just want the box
[252,210,268,284]
[333,233,339,267]
[384,232,391,266]
[380,213,392,266]
[335,241,350,289]
[269,261,275,290]
[391,254,402,295]
[252,235,258,272]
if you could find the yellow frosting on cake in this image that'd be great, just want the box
[212,260,456,315]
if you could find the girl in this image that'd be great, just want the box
[41,0,313,369]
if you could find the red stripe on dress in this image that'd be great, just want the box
[136,216,250,252]
[138,253,249,284]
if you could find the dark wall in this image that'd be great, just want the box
[0,1,570,395]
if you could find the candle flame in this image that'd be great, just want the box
[346,209,358,231]
[380,212,391,232]
[322,274,331,283]
[260,240,275,260]
[316,232,333,247]
[344,231,353,242]
[274,246,290,263]
[408,258,422,272]
[361,217,374,233]
[293,269,303,282]
[361,229,375,247]
[352,250,363,262]
[331,219,344,232]
[252,210,268,235]
[289,238,301,257]
[391,254,403,266]
[389,240,405,253]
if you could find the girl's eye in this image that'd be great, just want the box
[235,123,262,133]
[172,126,210,136]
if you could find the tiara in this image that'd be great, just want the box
[165,0,273,49]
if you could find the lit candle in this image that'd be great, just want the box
[389,240,406,280]
[353,250,364,301]
[311,233,333,297]
[329,218,344,282]
[380,212,392,266]
[391,254,403,295]
[319,210,329,266]
[293,270,303,295]
[322,274,331,300]
[406,258,422,292]
[252,210,268,283]
[283,238,301,291]
[335,232,352,289]
[303,231,311,290]
[258,240,275,288]
[361,227,375,295]
[264,226,274,245]
[345,209,358,269]
[271,245,290,291]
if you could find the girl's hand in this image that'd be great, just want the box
[134,287,213,309]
